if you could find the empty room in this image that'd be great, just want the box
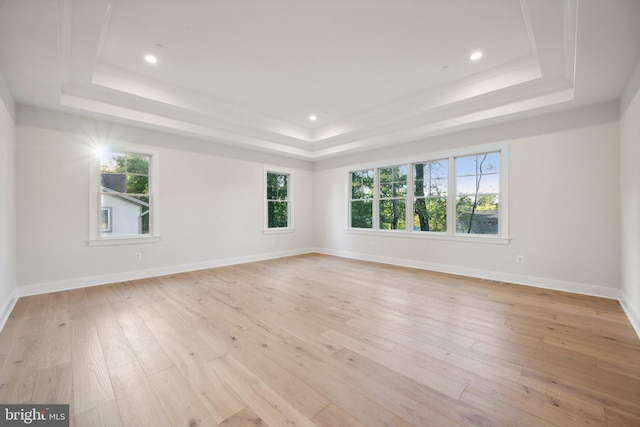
[1,0,640,426]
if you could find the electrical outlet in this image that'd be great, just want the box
[516,254,524,264]
[135,252,142,260]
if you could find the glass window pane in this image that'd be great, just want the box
[100,152,125,173]
[351,170,373,199]
[268,201,288,228]
[379,199,406,230]
[413,197,447,232]
[456,196,499,234]
[379,166,407,198]
[415,160,448,197]
[126,174,149,195]
[351,200,373,228]
[456,152,500,177]
[125,154,150,175]
[101,173,127,193]
[456,175,499,195]
[267,172,288,200]
[394,182,407,197]
[379,182,393,198]
[100,194,150,237]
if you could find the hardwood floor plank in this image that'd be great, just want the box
[229,328,331,419]
[0,254,637,426]
[321,328,466,400]
[218,407,265,427]
[31,363,73,405]
[112,305,174,376]
[109,361,170,427]
[70,319,115,414]
[312,403,366,427]
[0,334,43,403]
[74,400,122,427]
[208,354,316,427]
[148,366,220,427]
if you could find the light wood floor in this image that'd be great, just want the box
[0,254,639,426]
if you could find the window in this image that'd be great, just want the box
[350,169,374,228]
[266,171,291,230]
[89,144,159,246]
[100,152,151,237]
[346,146,506,241]
[455,152,500,235]
[379,165,407,230]
[101,207,112,233]
[413,159,448,232]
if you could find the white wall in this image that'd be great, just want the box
[0,73,17,328]
[620,58,640,336]
[314,103,621,298]
[16,107,314,295]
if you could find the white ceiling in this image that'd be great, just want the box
[1,0,639,160]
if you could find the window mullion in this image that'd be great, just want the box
[448,155,456,234]
[373,168,380,230]
[406,163,414,232]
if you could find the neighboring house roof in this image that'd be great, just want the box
[101,173,127,193]
[457,210,498,234]
[101,186,149,208]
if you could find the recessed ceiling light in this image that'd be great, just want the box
[470,51,483,61]
[144,54,158,64]
[309,115,317,121]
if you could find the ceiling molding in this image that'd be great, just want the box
[2,0,607,161]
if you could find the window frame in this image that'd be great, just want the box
[264,167,295,234]
[349,168,375,229]
[88,143,160,247]
[378,164,408,231]
[345,143,509,244]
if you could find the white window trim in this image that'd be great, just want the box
[344,143,510,243]
[88,143,161,247]
[263,166,295,234]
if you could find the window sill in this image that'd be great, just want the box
[345,228,510,245]
[263,228,295,235]
[88,236,161,247]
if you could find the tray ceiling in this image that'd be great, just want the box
[1,0,639,160]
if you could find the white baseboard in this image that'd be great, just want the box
[313,247,620,300]
[18,248,314,297]
[0,286,18,331]
[620,292,640,340]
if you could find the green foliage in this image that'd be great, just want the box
[378,166,407,230]
[267,172,288,200]
[380,199,406,230]
[413,160,447,232]
[102,153,150,195]
[100,152,151,235]
[455,153,500,234]
[351,201,373,228]
[268,201,288,228]
[351,170,374,228]
[267,172,289,228]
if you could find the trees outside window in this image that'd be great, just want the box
[379,165,407,230]
[413,159,447,232]
[347,149,503,237]
[350,169,374,228]
[266,172,290,228]
[100,152,151,237]
[455,152,500,235]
